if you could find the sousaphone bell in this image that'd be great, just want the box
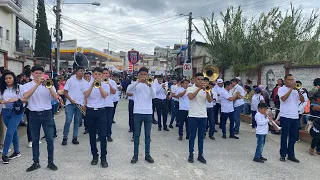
[203,65,219,82]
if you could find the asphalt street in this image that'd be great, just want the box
[1,99,320,180]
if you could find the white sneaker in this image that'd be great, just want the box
[28,142,32,148]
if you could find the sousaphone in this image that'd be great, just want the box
[203,65,219,82]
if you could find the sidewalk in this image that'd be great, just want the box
[1,99,320,180]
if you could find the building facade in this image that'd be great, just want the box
[0,0,36,74]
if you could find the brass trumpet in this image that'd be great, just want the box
[93,80,101,88]
[102,78,108,84]
[44,80,54,88]
[146,76,154,84]
[205,85,211,93]
[296,83,302,90]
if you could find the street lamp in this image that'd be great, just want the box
[53,1,101,74]
[62,2,101,6]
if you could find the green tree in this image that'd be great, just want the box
[34,0,51,58]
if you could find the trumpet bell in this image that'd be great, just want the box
[94,80,101,88]
[146,77,154,84]
[296,84,302,90]
[103,78,108,84]
[205,85,211,92]
[203,65,219,82]
[44,80,54,88]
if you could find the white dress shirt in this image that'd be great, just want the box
[107,79,117,103]
[278,86,301,119]
[127,82,135,100]
[171,84,179,101]
[213,85,224,104]
[113,83,121,102]
[206,89,218,108]
[64,75,88,106]
[0,86,24,108]
[255,112,269,135]
[187,85,207,118]
[177,87,189,111]
[85,82,110,108]
[153,83,167,100]
[220,89,234,113]
[23,81,56,111]
[231,84,245,107]
[127,82,156,114]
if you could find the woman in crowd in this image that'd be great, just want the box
[0,71,27,164]
[270,79,284,117]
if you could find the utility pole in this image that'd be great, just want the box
[187,12,192,65]
[166,46,170,75]
[54,0,61,75]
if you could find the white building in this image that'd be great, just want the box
[0,0,36,74]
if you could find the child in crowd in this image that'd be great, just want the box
[253,102,269,163]
[251,87,265,132]
[309,92,320,155]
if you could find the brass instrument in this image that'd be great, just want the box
[267,110,281,132]
[203,65,219,82]
[44,79,54,88]
[205,85,212,92]
[102,78,108,84]
[93,80,101,88]
[296,83,302,90]
[146,76,154,84]
[76,104,86,116]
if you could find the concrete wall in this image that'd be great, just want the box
[223,63,319,92]
[0,52,4,67]
[7,60,22,74]
[25,59,34,67]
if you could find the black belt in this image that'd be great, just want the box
[87,107,105,111]
[156,98,166,101]
[30,109,51,114]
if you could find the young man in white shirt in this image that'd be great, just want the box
[126,77,136,141]
[204,78,218,140]
[230,78,245,134]
[177,79,190,141]
[62,66,87,145]
[253,102,269,163]
[296,81,308,142]
[169,79,179,128]
[112,76,121,124]
[278,74,304,163]
[153,75,170,131]
[187,73,213,164]
[220,81,240,139]
[213,79,224,125]
[127,67,156,164]
[102,68,116,142]
[23,65,58,172]
[84,67,109,168]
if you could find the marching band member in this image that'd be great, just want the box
[220,81,240,139]
[112,76,122,124]
[278,74,304,163]
[213,79,224,125]
[23,65,58,172]
[187,73,213,164]
[127,77,136,141]
[102,68,116,142]
[169,79,179,128]
[177,79,190,140]
[153,75,169,131]
[127,67,156,164]
[230,78,245,135]
[62,66,87,146]
[0,71,26,164]
[204,78,218,140]
[84,67,109,168]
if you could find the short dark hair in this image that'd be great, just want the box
[253,85,258,89]
[195,73,203,77]
[157,75,164,79]
[258,102,268,109]
[138,67,148,73]
[31,65,44,72]
[313,78,320,86]
[204,77,209,81]
[75,66,84,72]
[84,72,91,76]
[93,67,103,73]
[224,81,231,87]
[230,78,237,83]
[182,79,190,83]
[296,81,302,85]
[284,74,293,80]
[177,78,182,83]
[313,91,320,101]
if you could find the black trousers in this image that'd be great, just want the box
[128,99,134,132]
[155,98,168,129]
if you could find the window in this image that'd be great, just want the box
[0,26,3,38]
[6,30,9,41]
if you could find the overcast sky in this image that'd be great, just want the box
[45,0,318,54]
